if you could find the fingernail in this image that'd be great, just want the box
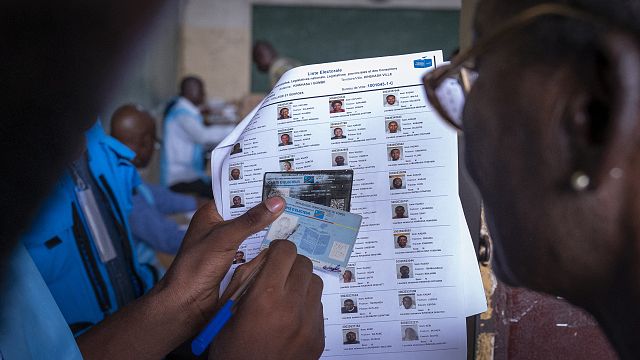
[265,197,285,213]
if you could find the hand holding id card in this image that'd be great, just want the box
[261,196,362,273]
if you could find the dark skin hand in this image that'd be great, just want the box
[77,197,324,360]
[211,240,325,360]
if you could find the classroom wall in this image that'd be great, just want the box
[99,0,183,183]
[100,1,183,124]
[180,0,461,101]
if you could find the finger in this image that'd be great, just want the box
[253,240,298,289]
[285,254,313,291]
[307,276,326,357]
[219,250,268,302]
[213,197,285,249]
[306,273,324,303]
[312,295,326,356]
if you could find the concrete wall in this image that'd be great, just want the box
[180,0,461,101]
[102,1,183,123]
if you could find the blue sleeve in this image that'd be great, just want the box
[129,193,186,254]
[147,183,197,214]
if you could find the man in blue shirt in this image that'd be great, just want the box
[111,104,199,263]
[21,121,157,333]
[1,2,323,359]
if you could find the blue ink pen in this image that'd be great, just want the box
[191,258,266,356]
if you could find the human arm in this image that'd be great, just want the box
[129,193,186,254]
[176,114,235,145]
[147,183,197,214]
[77,197,324,360]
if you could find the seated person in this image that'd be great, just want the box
[3,5,324,360]
[21,121,158,335]
[253,40,302,87]
[162,76,235,198]
[110,104,201,270]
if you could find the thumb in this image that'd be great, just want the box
[210,196,286,252]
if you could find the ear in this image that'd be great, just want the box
[569,31,640,190]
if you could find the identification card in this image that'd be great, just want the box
[262,170,354,211]
[261,196,362,272]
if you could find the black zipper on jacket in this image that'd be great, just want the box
[72,204,111,313]
[98,174,145,296]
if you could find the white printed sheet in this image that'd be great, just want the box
[212,51,485,359]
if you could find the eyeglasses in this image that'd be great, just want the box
[423,3,603,132]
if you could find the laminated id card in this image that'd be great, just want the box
[261,196,362,273]
[262,170,354,211]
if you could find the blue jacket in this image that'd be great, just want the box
[20,123,157,334]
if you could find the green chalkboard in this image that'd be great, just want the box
[251,5,459,93]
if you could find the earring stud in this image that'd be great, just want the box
[570,171,590,191]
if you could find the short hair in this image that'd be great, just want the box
[397,235,407,241]
[331,100,343,107]
[391,148,400,153]
[179,75,203,95]
[233,195,242,201]
[333,127,342,133]
[400,265,410,271]
[343,299,354,304]
[386,94,396,99]
[402,296,412,301]
[395,205,405,211]
[236,250,244,255]
[482,1,640,74]
[388,121,398,126]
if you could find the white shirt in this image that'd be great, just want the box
[163,97,235,185]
